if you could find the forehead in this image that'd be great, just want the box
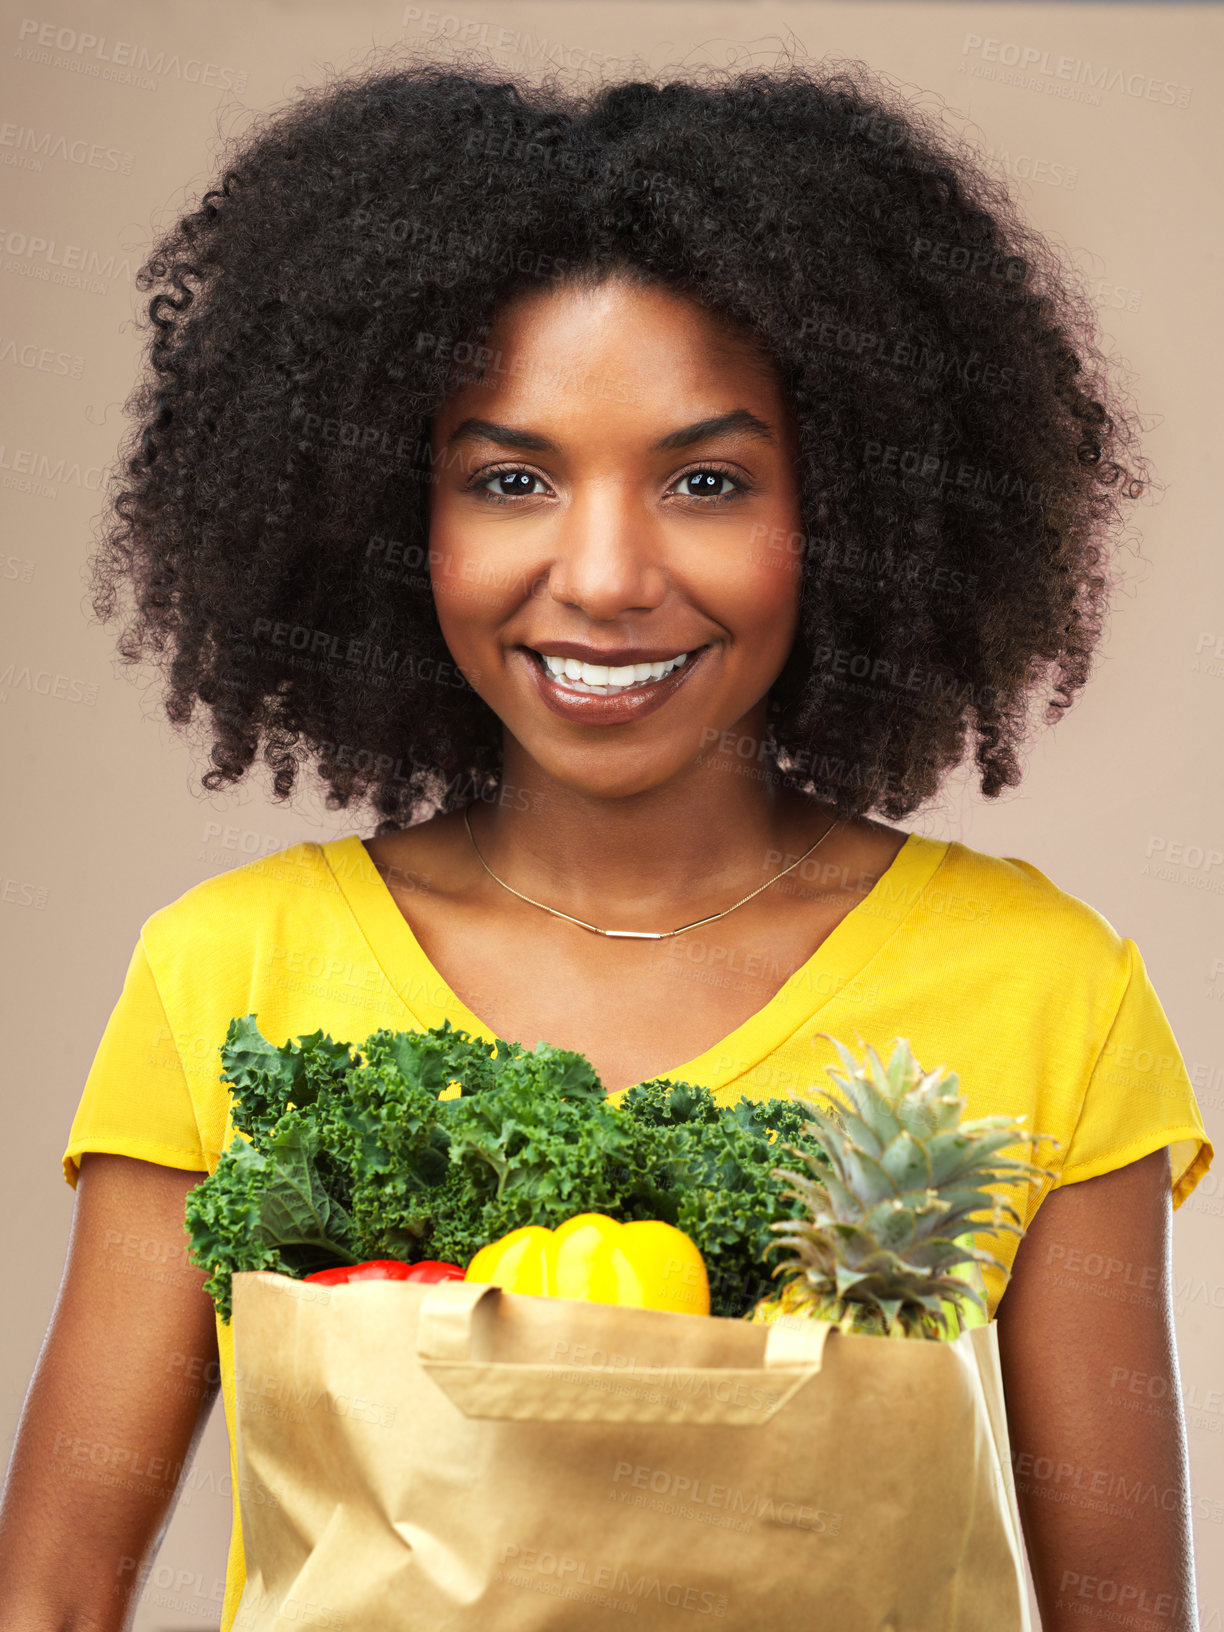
[431,275,788,438]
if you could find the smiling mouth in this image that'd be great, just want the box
[524,648,704,696]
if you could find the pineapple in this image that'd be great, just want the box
[751,1034,1058,1340]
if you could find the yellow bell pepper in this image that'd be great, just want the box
[464,1213,710,1316]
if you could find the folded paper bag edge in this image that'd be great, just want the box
[414,1280,836,1371]
[416,1355,824,1424]
[417,1279,500,1362]
[411,1286,836,1425]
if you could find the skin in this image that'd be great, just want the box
[997,1146,1200,1632]
[0,273,1198,1631]
[365,272,910,1092]
[0,1155,221,1630]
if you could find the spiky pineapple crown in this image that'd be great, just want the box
[763,1034,1059,1339]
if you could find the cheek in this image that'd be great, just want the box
[426,499,473,603]
[731,558,803,658]
[427,531,524,666]
[424,520,472,657]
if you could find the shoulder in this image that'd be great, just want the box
[931,835,1125,937]
[919,835,1133,995]
[138,840,340,964]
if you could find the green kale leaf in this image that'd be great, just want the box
[186,1016,832,1324]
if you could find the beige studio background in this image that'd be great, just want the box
[1,1,1220,1627]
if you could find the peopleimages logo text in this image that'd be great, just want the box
[961,34,1190,107]
[15,18,247,90]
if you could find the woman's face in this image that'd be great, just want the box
[427,273,805,799]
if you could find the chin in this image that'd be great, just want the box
[529,748,688,802]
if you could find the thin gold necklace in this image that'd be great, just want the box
[462,804,843,940]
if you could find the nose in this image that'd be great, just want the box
[542,484,669,619]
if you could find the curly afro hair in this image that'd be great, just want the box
[88,46,1149,835]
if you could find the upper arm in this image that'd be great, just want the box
[995,1145,1200,1632]
[0,1153,221,1632]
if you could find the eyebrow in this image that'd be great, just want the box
[444,407,777,454]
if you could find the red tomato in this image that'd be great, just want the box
[304,1258,464,1286]
[346,1260,416,1282]
[405,1260,467,1283]
[303,1265,355,1286]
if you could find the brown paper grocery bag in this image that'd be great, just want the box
[229,1271,1031,1631]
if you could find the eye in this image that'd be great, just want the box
[673,466,751,503]
[461,461,754,506]
[467,467,549,504]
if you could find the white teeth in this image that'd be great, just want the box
[538,649,693,694]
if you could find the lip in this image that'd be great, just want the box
[516,644,711,725]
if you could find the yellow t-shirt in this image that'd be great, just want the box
[60,831,1214,1632]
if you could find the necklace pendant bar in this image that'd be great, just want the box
[463,804,841,942]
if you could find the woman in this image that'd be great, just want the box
[0,51,1211,1631]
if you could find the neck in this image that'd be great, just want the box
[468,733,840,925]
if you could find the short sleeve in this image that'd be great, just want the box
[1056,937,1214,1209]
[61,933,208,1189]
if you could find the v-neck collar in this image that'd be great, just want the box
[321,829,950,1097]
